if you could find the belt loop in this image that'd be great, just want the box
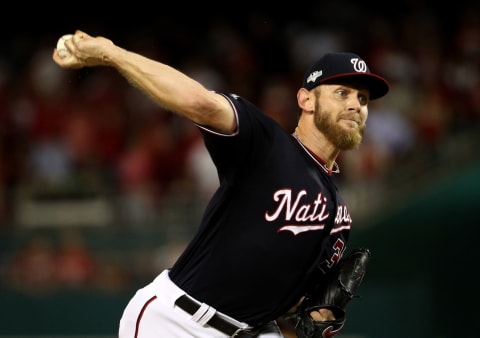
[192,303,216,326]
[175,294,248,336]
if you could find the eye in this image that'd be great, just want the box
[335,89,347,98]
[358,94,369,105]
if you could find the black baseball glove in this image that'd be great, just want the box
[294,248,371,338]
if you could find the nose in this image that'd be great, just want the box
[348,96,362,111]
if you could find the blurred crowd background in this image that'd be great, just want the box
[0,2,479,337]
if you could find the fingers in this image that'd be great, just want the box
[52,45,83,69]
[52,30,113,68]
[72,30,87,44]
[74,29,88,38]
[65,31,84,50]
[52,53,83,69]
[310,308,336,321]
[52,31,86,69]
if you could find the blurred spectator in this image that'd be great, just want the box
[258,76,298,133]
[8,234,57,293]
[207,19,262,99]
[54,229,97,289]
[411,83,453,166]
[94,250,132,293]
[116,120,171,228]
[184,132,218,208]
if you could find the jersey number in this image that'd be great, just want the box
[319,238,345,273]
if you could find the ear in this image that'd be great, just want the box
[297,88,315,113]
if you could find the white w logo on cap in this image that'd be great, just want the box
[350,58,368,73]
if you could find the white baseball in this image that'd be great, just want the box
[56,34,73,58]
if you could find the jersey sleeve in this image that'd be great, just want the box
[196,93,280,183]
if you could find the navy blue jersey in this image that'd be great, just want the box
[169,93,352,325]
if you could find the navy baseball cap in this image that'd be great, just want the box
[302,52,390,100]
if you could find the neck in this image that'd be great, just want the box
[293,127,340,171]
[292,129,340,174]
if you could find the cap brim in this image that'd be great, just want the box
[322,73,390,100]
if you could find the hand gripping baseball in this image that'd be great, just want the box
[294,248,371,338]
[52,30,114,69]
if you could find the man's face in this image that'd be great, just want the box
[313,84,369,150]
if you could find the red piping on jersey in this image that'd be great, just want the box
[135,295,157,338]
[292,134,339,175]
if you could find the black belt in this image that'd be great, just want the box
[174,295,281,337]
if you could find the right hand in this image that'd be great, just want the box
[52,30,114,69]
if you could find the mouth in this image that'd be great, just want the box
[339,118,360,129]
